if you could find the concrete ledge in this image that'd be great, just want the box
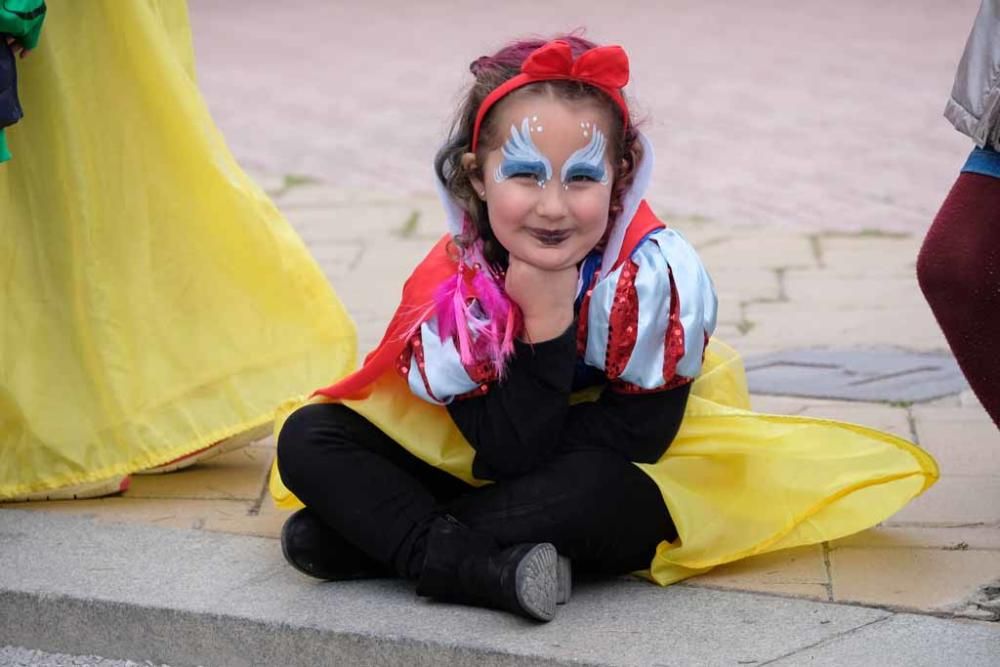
[2,510,997,666]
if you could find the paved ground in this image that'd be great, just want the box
[191,0,977,234]
[3,1,1000,664]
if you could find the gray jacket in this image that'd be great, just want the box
[945,0,1000,149]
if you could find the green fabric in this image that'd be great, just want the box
[1,1,45,163]
[0,129,10,162]
[0,1,46,49]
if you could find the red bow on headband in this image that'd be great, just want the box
[470,40,631,150]
[521,41,630,90]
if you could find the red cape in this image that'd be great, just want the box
[315,200,664,400]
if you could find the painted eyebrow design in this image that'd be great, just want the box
[493,118,553,184]
[561,127,609,185]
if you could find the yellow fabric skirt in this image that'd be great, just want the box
[0,1,355,498]
[269,340,938,586]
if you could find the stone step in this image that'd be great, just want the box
[1,510,997,666]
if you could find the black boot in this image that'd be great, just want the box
[415,515,561,622]
[281,508,392,581]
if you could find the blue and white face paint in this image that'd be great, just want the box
[493,117,553,188]
[561,122,609,189]
[493,116,610,191]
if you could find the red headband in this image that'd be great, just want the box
[470,40,630,151]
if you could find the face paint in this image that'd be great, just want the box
[560,124,609,189]
[493,117,553,188]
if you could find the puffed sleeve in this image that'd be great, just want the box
[394,316,496,405]
[582,228,717,391]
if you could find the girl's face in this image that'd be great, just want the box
[467,95,615,272]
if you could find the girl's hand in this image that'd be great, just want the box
[5,37,31,59]
[505,254,577,343]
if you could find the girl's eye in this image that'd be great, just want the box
[568,173,599,183]
[510,172,540,180]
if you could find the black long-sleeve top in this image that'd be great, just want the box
[446,324,691,481]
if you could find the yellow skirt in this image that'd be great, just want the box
[269,340,938,585]
[0,1,355,498]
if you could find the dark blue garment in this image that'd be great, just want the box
[961,146,1000,179]
[0,36,23,128]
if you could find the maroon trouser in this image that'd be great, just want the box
[917,171,1000,428]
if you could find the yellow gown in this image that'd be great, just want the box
[0,1,355,499]
[270,340,937,585]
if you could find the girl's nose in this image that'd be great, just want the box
[534,182,568,220]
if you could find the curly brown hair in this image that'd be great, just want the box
[434,35,644,270]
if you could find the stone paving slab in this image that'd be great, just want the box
[769,613,1000,666]
[828,546,1000,615]
[911,406,1000,475]
[738,301,947,353]
[891,475,1000,526]
[834,525,1000,553]
[125,444,273,502]
[795,403,913,440]
[683,545,830,602]
[816,236,923,277]
[744,348,968,403]
[781,272,922,309]
[6,510,998,667]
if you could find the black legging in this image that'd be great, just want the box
[276,402,676,579]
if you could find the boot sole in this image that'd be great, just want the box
[514,543,558,622]
[557,555,572,605]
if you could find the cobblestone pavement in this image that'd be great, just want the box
[190,0,978,233]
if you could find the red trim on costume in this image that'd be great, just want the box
[576,276,596,358]
[608,266,694,395]
[613,201,664,270]
[394,327,497,402]
[451,356,498,400]
[410,335,442,403]
[454,384,491,400]
[605,259,639,379]
[662,270,686,385]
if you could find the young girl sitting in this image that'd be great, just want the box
[270,36,938,623]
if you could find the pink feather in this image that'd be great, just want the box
[429,219,521,375]
[431,262,519,375]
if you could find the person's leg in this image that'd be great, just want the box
[443,445,674,576]
[411,446,670,621]
[917,148,1000,428]
[276,402,470,576]
[279,402,572,621]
